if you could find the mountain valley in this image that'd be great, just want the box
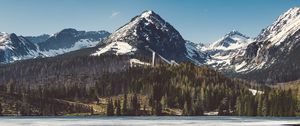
[0,8,300,116]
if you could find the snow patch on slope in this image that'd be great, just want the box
[235,61,247,72]
[91,42,137,56]
[40,39,99,57]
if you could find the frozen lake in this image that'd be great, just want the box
[0,116,300,126]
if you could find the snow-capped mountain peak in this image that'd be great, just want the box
[205,30,252,51]
[225,30,249,39]
[105,10,178,44]
[93,10,207,64]
[96,10,186,55]
[140,10,154,18]
[202,31,252,72]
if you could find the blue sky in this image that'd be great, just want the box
[0,0,299,44]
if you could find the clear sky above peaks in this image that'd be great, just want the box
[0,0,299,44]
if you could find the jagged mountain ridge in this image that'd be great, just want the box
[26,34,51,44]
[39,28,110,51]
[38,28,110,57]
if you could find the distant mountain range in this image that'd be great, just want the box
[1,7,300,83]
[0,29,110,63]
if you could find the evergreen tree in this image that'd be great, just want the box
[235,96,242,116]
[256,95,263,116]
[246,95,255,116]
[0,103,2,116]
[90,106,94,115]
[106,99,114,116]
[183,101,191,116]
[155,102,162,116]
[262,95,268,116]
[218,97,230,116]
[131,94,140,115]
[122,94,128,115]
[193,99,204,115]
[116,99,121,116]
[287,89,296,116]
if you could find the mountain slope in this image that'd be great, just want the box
[224,7,300,83]
[203,7,300,78]
[26,34,51,44]
[185,41,208,65]
[256,7,300,46]
[92,10,206,64]
[232,7,300,73]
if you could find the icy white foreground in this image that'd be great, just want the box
[1,116,299,126]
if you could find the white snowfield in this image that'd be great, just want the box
[91,41,137,56]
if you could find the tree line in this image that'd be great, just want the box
[0,55,298,116]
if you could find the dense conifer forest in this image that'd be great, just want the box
[0,55,298,116]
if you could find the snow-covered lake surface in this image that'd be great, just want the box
[0,116,300,126]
